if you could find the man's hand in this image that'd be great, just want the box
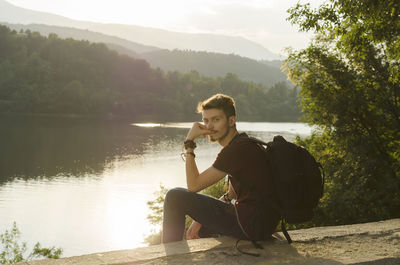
[186,122,212,141]
[186,221,202,240]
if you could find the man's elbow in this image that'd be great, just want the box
[187,183,202,193]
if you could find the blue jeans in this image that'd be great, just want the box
[162,187,247,243]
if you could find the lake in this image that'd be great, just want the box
[0,115,312,258]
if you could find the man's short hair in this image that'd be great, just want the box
[197,94,236,118]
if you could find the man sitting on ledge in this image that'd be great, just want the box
[162,93,278,243]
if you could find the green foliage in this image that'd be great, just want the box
[285,0,400,225]
[0,222,26,264]
[146,185,168,226]
[0,25,301,122]
[0,222,62,264]
[201,178,228,199]
[144,185,168,245]
[29,243,63,260]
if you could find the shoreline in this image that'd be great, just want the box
[0,112,303,123]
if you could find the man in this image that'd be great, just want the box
[162,94,278,243]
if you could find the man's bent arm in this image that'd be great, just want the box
[184,122,226,192]
[185,146,200,191]
[185,148,226,192]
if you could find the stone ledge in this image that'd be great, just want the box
[14,218,400,265]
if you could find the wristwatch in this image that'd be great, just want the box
[184,139,197,150]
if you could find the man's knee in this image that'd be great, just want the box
[164,187,189,206]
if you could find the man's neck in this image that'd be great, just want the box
[218,128,239,147]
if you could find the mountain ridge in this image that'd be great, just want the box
[1,22,160,54]
[0,0,280,60]
[1,22,285,87]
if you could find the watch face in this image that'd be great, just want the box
[184,140,196,149]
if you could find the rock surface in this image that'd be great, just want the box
[15,219,400,265]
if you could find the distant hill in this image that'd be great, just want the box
[86,23,281,61]
[260,60,283,69]
[1,22,160,54]
[2,22,286,87]
[140,49,286,87]
[0,0,93,28]
[0,0,280,60]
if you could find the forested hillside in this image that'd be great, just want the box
[1,23,286,88]
[141,49,286,87]
[0,26,300,121]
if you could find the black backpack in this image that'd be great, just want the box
[239,135,325,244]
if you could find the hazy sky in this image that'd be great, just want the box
[6,0,326,55]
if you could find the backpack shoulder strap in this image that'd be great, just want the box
[245,135,288,147]
[246,136,268,146]
[234,134,270,148]
[281,220,293,244]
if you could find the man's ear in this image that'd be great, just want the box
[229,116,236,127]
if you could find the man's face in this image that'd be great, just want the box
[202,108,233,143]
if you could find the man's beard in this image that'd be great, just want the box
[208,124,230,143]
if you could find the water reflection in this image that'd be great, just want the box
[0,115,188,183]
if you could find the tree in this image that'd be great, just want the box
[285,0,400,224]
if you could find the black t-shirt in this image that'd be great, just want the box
[212,133,275,238]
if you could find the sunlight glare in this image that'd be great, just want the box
[105,186,150,249]
[69,0,189,27]
[132,123,162,128]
